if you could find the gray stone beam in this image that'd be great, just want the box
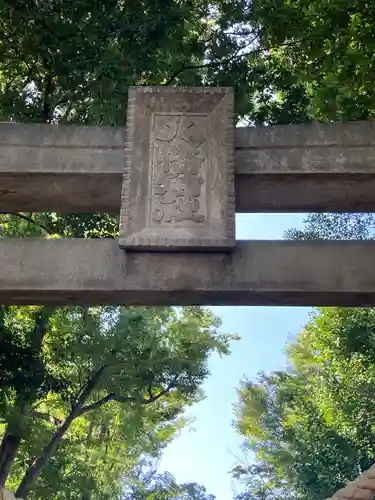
[1,120,375,213]
[1,238,375,306]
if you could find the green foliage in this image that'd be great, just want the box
[247,0,375,122]
[123,460,216,499]
[0,196,232,500]
[234,206,375,500]
[0,0,261,124]
[0,0,203,123]
[286,213,375,241]
[0,1,249,497]
[5,0,375,498]
[234,307,375,500]
[0,301,231,498]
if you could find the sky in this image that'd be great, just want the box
[160,213,312,499]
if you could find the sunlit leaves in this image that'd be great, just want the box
[248,0,375,122]
[234,307,375,499]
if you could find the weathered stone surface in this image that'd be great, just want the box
[1,239,375,306]
[235,173,375,212]
[0,123,124,173]
[0,122,125,213]
[236,121,375,175]
[2,120,375,213]
[119,86,235,251]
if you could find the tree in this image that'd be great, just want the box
[0,0,251,497]
[231,0,375,497]
[0,0,263,125]
[0,300,232,499]
[233,307,375,500]
[122,459,216,499]
[286,213,375,241]
[0,205,233,500]
[244,0,375,123]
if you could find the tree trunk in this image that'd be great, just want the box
[15,366,106,499]
[0,432,21,488]
[15,412,75,499]
[42,71,54,123]
[0,308,54,490]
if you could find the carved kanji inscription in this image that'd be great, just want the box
[119,87,235,251]
[151,114,207,227]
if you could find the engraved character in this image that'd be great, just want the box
[152,116,206,224]
[175,153,205,223]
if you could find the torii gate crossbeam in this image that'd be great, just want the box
[1,119,375,214]
[0,239,375,306]
[1,86,375,306]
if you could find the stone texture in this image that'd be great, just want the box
[235,173,375,212]
[2,120,375,214]
[0,123,124,173]
[119,86,235,251]
[0,122,125,213]
[1,239,375,306]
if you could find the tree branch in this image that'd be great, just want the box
[164,36,308,85]
[140,381,176,404]
[32,411,62,426]
[78,393,124,415]
[42,70,54,123]
[258,473,283,500]
[15,364,108,498]
[78,376,179,415]
[0,212,54,235]
[74,365,108,405]
[164,34,259,85]
[147,384,154,400]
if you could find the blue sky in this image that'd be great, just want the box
[160,213,312,499]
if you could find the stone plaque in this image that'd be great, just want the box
[119,86,235,251]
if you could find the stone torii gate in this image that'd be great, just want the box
[1,85,375,306]
[1,87,375,500]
